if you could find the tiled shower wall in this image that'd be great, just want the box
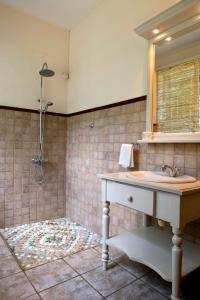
[66,100,200,243]
[0,109,66,228]
[66,101,146,235]
[1,102,200,244]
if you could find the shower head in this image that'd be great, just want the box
[39,62,55,77]
[44,101,54,112]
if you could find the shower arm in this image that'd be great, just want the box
[40,62,48,89]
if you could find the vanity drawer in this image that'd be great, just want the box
[106,181,155,215]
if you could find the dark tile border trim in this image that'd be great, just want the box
[0,96,146,117]
[0,105,67,117]
[67,96,146,117]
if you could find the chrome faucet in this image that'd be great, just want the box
[161,164,181,177]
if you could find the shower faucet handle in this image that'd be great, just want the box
[32,156,48,164]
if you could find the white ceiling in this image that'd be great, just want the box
[157,27,200,55]
[0,0,102,28]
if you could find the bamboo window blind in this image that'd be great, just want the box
[156,59,200,133]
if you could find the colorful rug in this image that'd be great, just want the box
[1,218,101,270]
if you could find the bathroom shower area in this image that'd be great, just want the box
[0,64,67,228]
[0,62,101,270]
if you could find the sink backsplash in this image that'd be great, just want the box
[66,100,200,244]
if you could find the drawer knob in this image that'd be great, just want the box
[127,196,134,203]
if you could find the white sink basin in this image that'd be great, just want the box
[126,171,196,183]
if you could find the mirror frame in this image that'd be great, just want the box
[135,0,200,143]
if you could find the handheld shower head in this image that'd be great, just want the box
[44,101,54,112]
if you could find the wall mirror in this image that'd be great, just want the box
[135,0,200,143]
[154,28,200,133]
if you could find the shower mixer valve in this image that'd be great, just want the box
[32,156,48,165]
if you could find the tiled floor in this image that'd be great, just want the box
[0,235,200,300]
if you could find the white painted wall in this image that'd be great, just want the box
[67,0,180,113]
[0,4,69,113]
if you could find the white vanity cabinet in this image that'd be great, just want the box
[99,172,200,300]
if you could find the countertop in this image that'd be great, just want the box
[98,172,200,195]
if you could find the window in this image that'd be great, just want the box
[156,59,200,132]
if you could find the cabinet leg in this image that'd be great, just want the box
[102,201,110,271]
[171,227,183,300]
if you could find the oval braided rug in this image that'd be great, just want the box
[1,218,101,270]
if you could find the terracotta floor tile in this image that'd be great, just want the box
[64,248,101,274]
[0,243,11,256]
[25,259,78,292]
[25,295,41,300]
[82,262,136,297]
[106,279,167,300]
[0,255,21,278]
[40,276,102,300]
[115,255,150,278]
[94,245,124,260]
[0,272,35,300]
[141,270,171,298]
[0,236,5,245]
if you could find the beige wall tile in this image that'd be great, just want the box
[1,102,200,244]
[66,101,200,242]
[0,110,66,228]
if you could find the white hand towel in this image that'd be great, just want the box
[119,144,134,168]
